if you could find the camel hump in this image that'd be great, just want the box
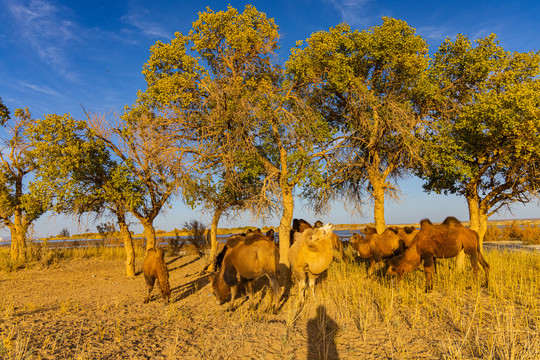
[293,218,312,232]
[225,235,245,248]
[403,226,416,234]
[363,226,377,236]
[244,233,269,246]
[419,219,432,228]
[442,216,462,226]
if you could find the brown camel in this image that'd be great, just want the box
[349,226,405,276]
[387,217,490,292]
[142,248,171,304]
[212,235,280,312]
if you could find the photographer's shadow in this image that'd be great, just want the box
[307,305,340,360]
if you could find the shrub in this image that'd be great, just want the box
[484,225,502,242]
[168,230,186,256]
[57,228,70,238]
[522,224,540,245]
[501,221,524,240]
[485,222,540,244]
[183,220,210,257]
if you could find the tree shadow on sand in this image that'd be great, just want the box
[135,255,201,276]
[170,273,211,302]
[307,305,340,360]
[166,256,201,271]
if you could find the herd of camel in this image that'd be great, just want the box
[141,216,490,312]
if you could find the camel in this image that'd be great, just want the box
[387,217,490,291]
[290,219,345,261]
[142,248,171,304]
[389,225,419,248]
[349,226,405,276]
[314,220,345,261]
[288,223,335,301]
[212,235,280,312]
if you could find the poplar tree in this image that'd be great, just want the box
[137,5,332,275]
[287,18,431,233]
[0,108,47,261]
[422,34,540,245]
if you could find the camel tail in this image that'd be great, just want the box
[477,250,490,270]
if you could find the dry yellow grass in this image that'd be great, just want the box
[0,244,539,359]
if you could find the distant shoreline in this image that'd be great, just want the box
[1,218,539,243]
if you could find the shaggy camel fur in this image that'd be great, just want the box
[349,226,405,276]
[212,236,280,312]
[290,219,345,261]
[142,248,171,304]
[288,223,335,301]
[387,217,490,292]
[289,218,312,245]
[389,226,419,248]
[213,234,245,271]
[314,220,345,261]
[265,229,275,241]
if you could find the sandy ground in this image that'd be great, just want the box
[0,254,450,359]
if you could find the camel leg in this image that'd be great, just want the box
[293,267,307,302]
[477,251,490,287]
[422,253,435,292]
[144,275,155,303]
[367,258,376,277]
[229,284,238,311]
[266,273,279,313]
[467,251,480,285]
[307,272,317,300]
[372,253,384,276]
[244,278,254,299]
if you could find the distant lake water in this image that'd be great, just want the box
[1,226,538,252]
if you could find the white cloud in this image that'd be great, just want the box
[416,26,449,41]
[6,0,78,80]
[324,0,373,26]
[120,12,171,39]
[20,81,63,98]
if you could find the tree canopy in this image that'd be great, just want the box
[287,18,432,233]
[421,33,540,242]
[0,108,47,261]
[28,113,142,275]
[135,5,335,271]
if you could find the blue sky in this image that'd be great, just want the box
[1,0,539,238]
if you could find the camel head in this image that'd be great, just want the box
[294,223,334,244]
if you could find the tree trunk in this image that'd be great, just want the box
[141,219,157,250]
[207,208,223,273]
[460,195,482,270]
[10,225,20,262]
[278,187,294,284]
[372,179,386,234]
[468,197,480,233]
[477,210,488,250]
[117,213,136,277]
[9,212,27,262]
